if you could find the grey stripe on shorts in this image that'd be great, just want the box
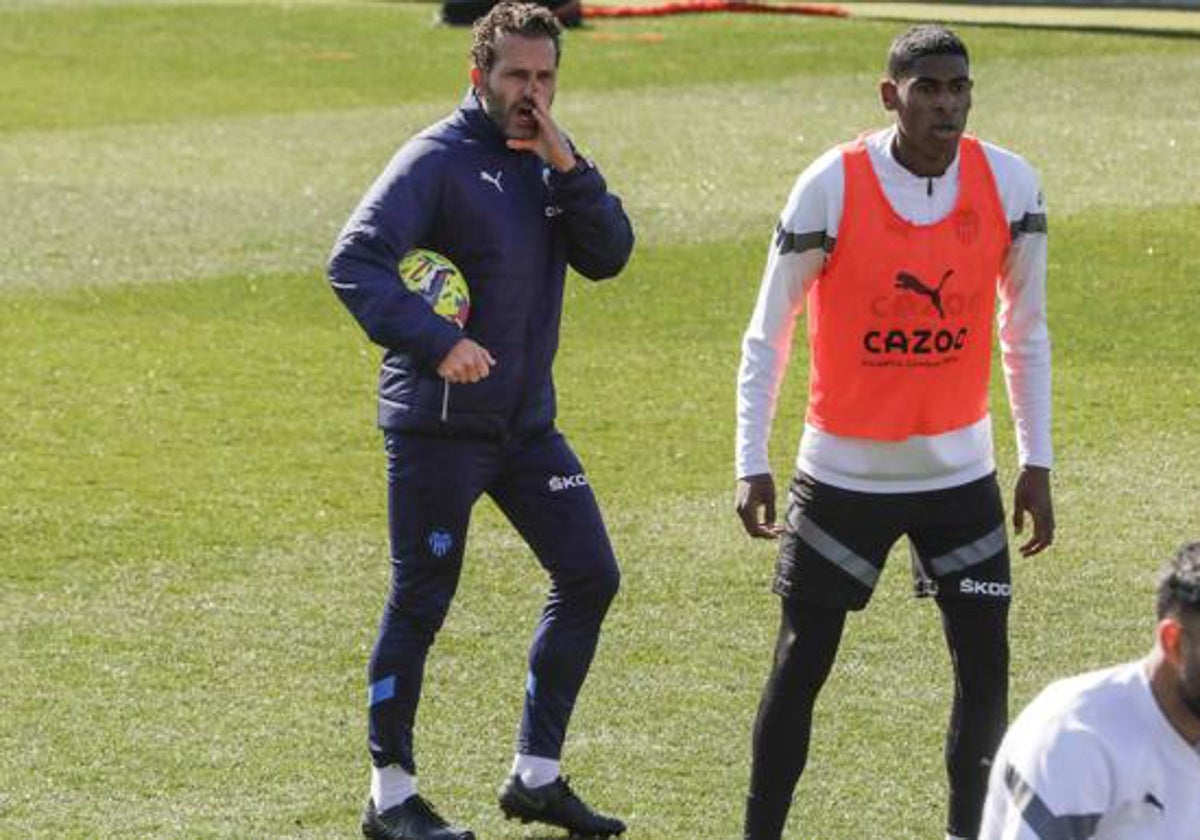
[925,523,1008,577]
[795,514,880,589]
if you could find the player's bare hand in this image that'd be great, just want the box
[506,92,576,172]
[1013,465,1054,556]
[437,338,495,384]
[736,473,783,540]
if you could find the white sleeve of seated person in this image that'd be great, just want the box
[735,150,839,479]
[980,717,1114,840]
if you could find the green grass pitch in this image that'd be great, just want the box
[2,2,1199,838]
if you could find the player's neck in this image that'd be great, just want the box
[1146,653,1200,746]
[890,130,957,178]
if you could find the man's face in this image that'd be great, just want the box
[1174,616,1200,720]
[471,33,558,140]
[882,53,973,155]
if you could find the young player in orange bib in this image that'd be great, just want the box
[734,25,1055,840]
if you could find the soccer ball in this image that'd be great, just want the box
[398,249,470,328]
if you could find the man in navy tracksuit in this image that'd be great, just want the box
[327,4,634,839]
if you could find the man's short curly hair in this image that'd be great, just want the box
[471,2,563,75]
[887,24,969,80]
[1158,542,1200,623]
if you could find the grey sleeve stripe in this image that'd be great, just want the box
[775,222,834,255]
[1010,212,1048,238]
[794,515,880,589]
[1005,763,1103,840]
[926,524,1008,577]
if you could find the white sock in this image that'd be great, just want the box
[511,754,560,789]
[371,764,417,812]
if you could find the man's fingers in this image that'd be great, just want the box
[456,358,487,382]
[1029,512,1055,555]
[531,106,562,143]
[1017,506,1054,556]
[736,498,768,539]
[1020,534,1050,557]
[736,494,759,532]
[440,343,496,384]
[738,500,778,539]
[530,91,553,119]
[462,365,486,383]
[1013,467,1053,553]
[738,511,779,540]
[735,475,778,540]
[737,507,759,538]
[752,522,783,540]
[462,355,492,383]
[511,99,575,170]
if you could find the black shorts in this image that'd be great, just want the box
[774,471,1011,611]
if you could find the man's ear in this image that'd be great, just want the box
[880,78,900,112]
[1159,617,1185,668]
[470,65,483,94]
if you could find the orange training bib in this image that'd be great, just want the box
[805,135,1010,441]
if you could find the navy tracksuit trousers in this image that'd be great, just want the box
[368,428,620,774]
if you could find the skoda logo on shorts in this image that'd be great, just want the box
[427,528,454,558]
[548,473,588,493]
[959,577,1012,598]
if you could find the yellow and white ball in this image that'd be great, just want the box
[398,249,471,328]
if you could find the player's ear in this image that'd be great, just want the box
[470,65,483,93]
[880,78,900,112]
[1159,617,1185,668]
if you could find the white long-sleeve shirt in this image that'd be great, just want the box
[736,127,1052,493]
[979,661,1200,840]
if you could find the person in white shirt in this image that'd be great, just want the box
[734,24,1055,840]
[980,542,1200,840]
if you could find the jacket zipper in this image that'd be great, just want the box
[441,380,450,422]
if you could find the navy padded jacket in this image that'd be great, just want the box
[328,90,634,440]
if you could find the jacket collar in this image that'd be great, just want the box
[459,87,510,148]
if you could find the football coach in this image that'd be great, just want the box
[327,3,634,838]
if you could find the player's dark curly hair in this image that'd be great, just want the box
[471,1,562,75]
[1157,542,1200,623]
[887,24,969,80]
